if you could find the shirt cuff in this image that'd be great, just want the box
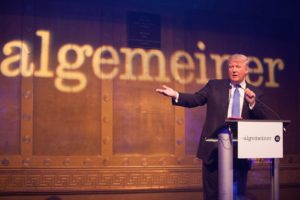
[249,102,255,110]
[174,92,179,103]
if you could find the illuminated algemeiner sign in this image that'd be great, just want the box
[0,30,285,93]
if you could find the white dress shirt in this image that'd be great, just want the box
[227,80,246,118]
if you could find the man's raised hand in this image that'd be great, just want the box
[156,85,178,98]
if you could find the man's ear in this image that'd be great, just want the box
[245,66,249,75]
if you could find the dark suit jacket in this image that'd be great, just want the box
[173,79,272,164]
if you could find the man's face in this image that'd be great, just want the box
[228,58,249,84]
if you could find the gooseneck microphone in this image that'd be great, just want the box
[228,84,281,120]
[250,95,281,120]
[244,87,281,120]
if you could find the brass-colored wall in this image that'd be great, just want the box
[0,0,200,194]
[1,0,300,199]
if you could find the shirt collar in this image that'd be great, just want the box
[230,80,246,90]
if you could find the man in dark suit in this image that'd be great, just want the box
[156,54,271,200]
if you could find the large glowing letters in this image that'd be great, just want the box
[170,50,195,84]
[34,30,53,77]
[194,41,209,85]
[264,58,284,88]
[246,56,264,87]
[1,40,34,77]
[0,30,285,93]
[119,48,170,82]
[56,44,93,93]
[92,45,120,80]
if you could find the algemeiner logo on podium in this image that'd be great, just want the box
[238,121,283,158]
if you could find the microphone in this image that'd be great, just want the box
[244,87,281,120]
[254,98,281,119]
[249,94,287,133]
[229,84,285,132]
[228,84,281,120]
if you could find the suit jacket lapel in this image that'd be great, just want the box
[241,82,251,118]
[222,79,230,119]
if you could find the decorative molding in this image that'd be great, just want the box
[0,167,201,192]
[1,156,300,193]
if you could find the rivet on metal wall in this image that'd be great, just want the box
[63,158,70,166]
[141,158,147,166]
[122,158,129,166]
[43,158,51,166]
[23,90,32,99]
[83,158,91,165]
[103,137,110,145]
[1,158,10,166]
[102,117,109,123]
[22,114,32,121]
[176,138,182,145]
[159,158,166,166]
[177,158,183,165]
[22,136,31,144]
[22,158,31,167]
[102,158,109,166]
[176,118,183,125]
[103,95,111,102]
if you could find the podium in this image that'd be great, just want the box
[207,119,290,200]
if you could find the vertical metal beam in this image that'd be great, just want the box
[101,80,113,161]
[271,158,280,200]
[174,83,185,158]
[20,0,34,158]
[218,132,233,200]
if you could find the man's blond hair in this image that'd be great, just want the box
[228,54,249,66]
